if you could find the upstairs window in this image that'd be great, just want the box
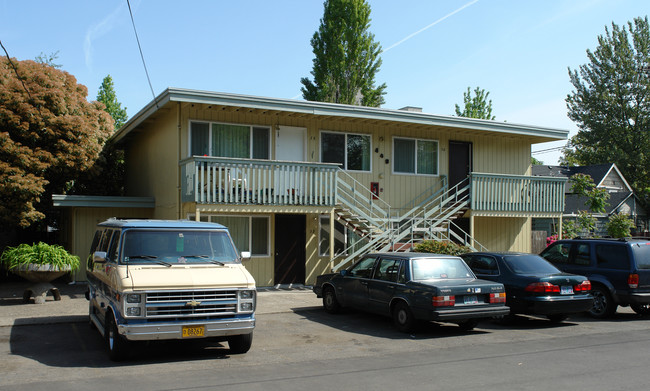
[393,137,438,175]
[321,131,371,172]
[190,121,270,159]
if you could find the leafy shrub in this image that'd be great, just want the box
[606,213,635,238]
[412,240,470,256]
[0,242,80,272]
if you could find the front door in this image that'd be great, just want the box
[274,214,306,285]
[449,141,472,189]
[275,126,306,198]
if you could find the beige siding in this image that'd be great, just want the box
[473,216,532,252]
[68,207,154,281]
[121,102,548,285]
[125,108,180,219]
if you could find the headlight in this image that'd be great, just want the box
[126,307,141,316]
[126,293,141,303]
[240,290,254,299]
[240,302,254,311]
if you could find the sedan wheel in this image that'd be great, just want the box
[457,319,479,331]
[631,304,650,316]
[589,285,617,318]
[392,301,415,333]
[547,314,568,323]
[322,287,341,314]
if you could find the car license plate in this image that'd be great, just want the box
[182,325,205,338]
[560,286,573,295]
[464,295,478,304]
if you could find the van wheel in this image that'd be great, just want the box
[228,333,253,354]
[589,285,617,318]
[631,304,650,316]
[106,314,129,361]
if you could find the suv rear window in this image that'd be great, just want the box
[595,244,630,270]
[631,242,650,269]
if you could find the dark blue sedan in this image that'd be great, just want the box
[460,252,593,322]
[313,253,509,333]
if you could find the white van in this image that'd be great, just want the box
[86,219,256,361]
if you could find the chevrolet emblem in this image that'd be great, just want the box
[186,300,201,307]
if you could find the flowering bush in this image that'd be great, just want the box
[412,240,470,256]
[546,234,558,246]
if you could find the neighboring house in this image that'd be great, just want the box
[532,163,648,238]
[55,88,568,286]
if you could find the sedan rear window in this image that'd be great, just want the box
[503,254,561,274]
[411,257,474,280]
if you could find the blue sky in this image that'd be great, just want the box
[1,0,647,164]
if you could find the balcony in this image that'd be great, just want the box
[180,156,340,206]
[470,172,567,216]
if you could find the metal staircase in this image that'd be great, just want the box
[331,174,484,271]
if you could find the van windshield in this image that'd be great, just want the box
[121,229,240,265]
[632,242,650,269]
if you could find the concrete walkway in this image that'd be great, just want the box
[0,281,321,327]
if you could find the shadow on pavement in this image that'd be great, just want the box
[8,319,242,367]
[293,307,490,340]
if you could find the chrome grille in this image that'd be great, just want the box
[145,289,238,318]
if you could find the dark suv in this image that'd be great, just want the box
[540,238,650,318]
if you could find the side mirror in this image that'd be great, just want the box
[241,251,251,259]
[339,270,349,277]
[93,251,107,264]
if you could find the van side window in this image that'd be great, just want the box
[596,244,630,270]
[106,230,120,263]
[88,230,103,269]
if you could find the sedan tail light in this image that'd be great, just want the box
[433,295,455,307]
[574,280,591,292]
[489,292,506,304]
[525,282,560,293]
[628,274,639,289]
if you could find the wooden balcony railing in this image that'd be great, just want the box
[180,156,340,206]
[470,172,567,214]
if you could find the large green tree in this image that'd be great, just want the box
[564,16,650,204]
[96,74,128,129]
[0,58,112,228]
[454,86,495,120]
[300,0,386,107]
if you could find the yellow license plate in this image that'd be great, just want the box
[182,325,205,338]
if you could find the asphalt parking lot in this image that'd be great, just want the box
[2,282,650,390]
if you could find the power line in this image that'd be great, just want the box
[126,0,158,109]
[532,146,567,155]
[0,39,35,103]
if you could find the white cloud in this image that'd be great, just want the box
[84,3,127,70]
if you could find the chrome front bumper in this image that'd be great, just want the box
[118,317,255,341]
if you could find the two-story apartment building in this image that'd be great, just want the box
[55,88,568,286]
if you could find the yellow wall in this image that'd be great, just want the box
[121,102,541,285]
[473,216,532,252]
[67,207,154,281]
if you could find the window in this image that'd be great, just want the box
[393,137,438,175]
[190,121,270,159]
[348,256,377,278]
[321,131,371,172]
[319,216,363,256]
[596,244,630,270]
[374,258,401,282]
[465,255,500,276]
[197,215,270,257]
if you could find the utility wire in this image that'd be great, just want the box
[126,0,158,109]
[0,39,35,103]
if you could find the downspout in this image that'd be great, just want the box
[177,102,182,219]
